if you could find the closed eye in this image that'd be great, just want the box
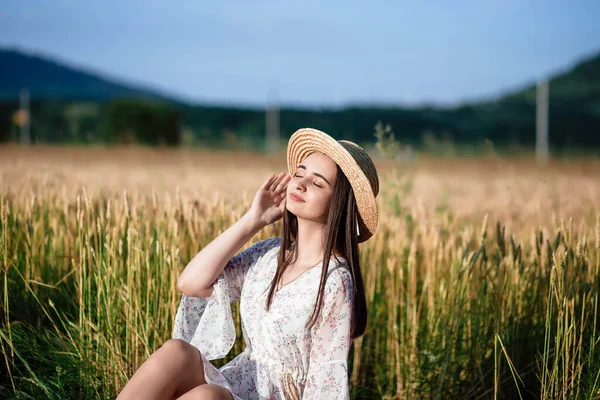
[294,173,323,188]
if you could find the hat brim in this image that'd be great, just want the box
[286,128,378,243]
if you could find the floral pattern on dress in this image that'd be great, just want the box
[172,236,354,400]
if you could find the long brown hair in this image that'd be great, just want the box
[264,164,368,339]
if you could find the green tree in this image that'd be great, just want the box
[103,99,181,146]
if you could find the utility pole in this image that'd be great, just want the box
[19,88,31,144]
[536,79,549,165]
[266,84,280,153]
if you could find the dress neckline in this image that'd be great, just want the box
[275,263,321,294]
[274,247,347,294]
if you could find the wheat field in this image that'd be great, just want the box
[1,145,599,399]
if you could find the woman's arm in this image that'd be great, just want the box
[177,171,291,297]
[177,212,265,297]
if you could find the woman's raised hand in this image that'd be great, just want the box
[248,171,292,227]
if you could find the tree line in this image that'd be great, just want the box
[0,95,598,151]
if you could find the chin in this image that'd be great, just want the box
[286,203,300,214]
[286,205,311,220]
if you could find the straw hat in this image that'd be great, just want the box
[287,127,379,243]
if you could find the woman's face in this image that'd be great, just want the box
[286,152,338,224]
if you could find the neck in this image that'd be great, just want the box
[292,217,329,265]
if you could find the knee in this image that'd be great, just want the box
[158,339,200,365]
[162,338,193,352]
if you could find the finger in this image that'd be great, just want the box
[269,171,285,191]
[276,190,287,200]
[278,192,288,205]
[260,173,277,191]
[268,172,282,191]
[274,174,291,193]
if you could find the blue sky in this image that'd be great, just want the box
[1,0,599,107]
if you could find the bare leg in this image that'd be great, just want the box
[176,384,234,400]
[117,339,207,400]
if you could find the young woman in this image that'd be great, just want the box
[117,128,380,400]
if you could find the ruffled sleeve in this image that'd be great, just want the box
[172,236,281,360]
[303,268,354,400]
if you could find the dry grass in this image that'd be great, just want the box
[1,145,599,399]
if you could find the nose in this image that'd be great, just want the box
[295,177,308,192]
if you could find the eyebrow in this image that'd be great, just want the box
[297,165,331,186]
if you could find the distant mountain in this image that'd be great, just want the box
[446,51,600,147]
[1,47,598,149]
[496,52,600,105]
[2,46,598,109]
[0,48,182,103]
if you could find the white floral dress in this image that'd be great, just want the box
[172,236,354,400]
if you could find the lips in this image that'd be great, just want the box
[289,193,305,202]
